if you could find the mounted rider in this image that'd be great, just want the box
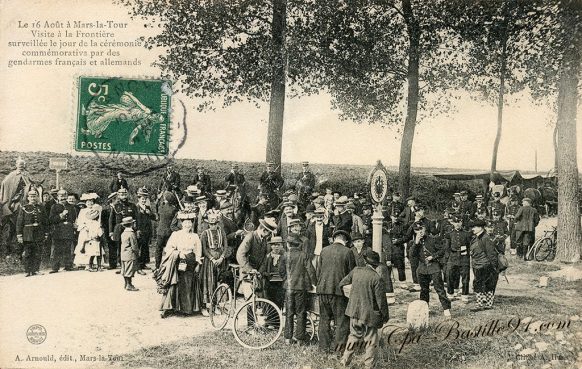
[295,162,316,209]
[0,157,34,218]
[259,162,284,209]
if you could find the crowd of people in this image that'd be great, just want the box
[1,158,542,368]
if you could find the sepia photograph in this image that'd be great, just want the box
[0,0,581,368]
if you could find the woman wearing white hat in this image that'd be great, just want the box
[74,193,102,270]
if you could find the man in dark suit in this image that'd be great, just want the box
[514,197,540,260]
[316,230,356,354]
[154,191,179,269]
[192,166,212,196]
[330,196,352,233]
[108,187,138,270]
[109,172,129,193]
[339,250,389,368]
[399,196,417,226]
[48,189,77,273]
[305,208,331,268]
[135,187,156,273]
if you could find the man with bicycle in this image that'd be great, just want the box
[514,197,540,260]
[236,218,278,298]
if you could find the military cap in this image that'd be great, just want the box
[288,218,302,227]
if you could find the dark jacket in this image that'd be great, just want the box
[470,232,498,270]
[135,204,155,237]
[351,246,371,267]
[316,242,356,296]
[236,231,270,272]
[415,235,445,275]
[445,229,472,266]
[109,201,138,241]
[339,266,389,328]
[156,202,178,238]
[109,178,129,193]
[49,202,77,240]
[331,211,352,233]
[16,204,47,242]
[305,220,331,256]
[514,206,540,232]
[279,247,316,291]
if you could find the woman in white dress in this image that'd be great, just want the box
[74,193,103,270]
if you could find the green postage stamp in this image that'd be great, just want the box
[75,77,172,155]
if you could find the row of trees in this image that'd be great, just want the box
[120,0,581,262]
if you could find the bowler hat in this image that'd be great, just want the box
[363,249,380,267]
[350,231,364,241]
[305,204,316,213]
[183,196,194,204]
[332,229,351,242]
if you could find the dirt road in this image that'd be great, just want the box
[0,266,213,368]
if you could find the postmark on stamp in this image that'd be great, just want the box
[75,77,172,156]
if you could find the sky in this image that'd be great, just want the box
[0,0,580,173]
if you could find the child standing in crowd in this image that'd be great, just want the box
[120,217,139,291]
[260,236,286,309]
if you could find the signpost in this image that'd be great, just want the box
[49,158,68,189]
[367,160,389,257]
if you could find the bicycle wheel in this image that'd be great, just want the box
[535,238,554,262]
[210,283,233,330]
[525,240,539,261]
[233,298,283,349]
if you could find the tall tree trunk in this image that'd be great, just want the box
[399,0,421,200]
[265,0,287,172]
[491,1,511,182]
[553,124,559,170]
[555,0,581,263]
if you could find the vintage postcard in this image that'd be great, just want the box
[1,0,581,369]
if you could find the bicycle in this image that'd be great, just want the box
[526,226,557,262]
[209,264,283,349]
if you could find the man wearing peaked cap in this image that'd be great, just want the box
[316,223,356,354]
[444,213,472,303]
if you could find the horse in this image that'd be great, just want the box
[230,185,252,230]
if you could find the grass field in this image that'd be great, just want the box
[117,258,582,369]
[0,150,484,212]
